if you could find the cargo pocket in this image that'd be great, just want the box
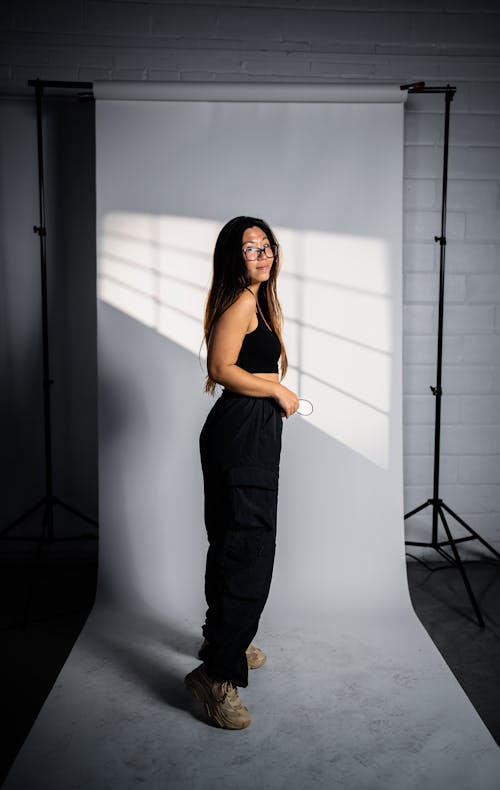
[219,465,279,584]
[227,465,279,533]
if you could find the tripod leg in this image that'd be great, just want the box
[438,504,485,628]
[56,497,99,528]
[404,499,432,520]
[440,502,500,561]
[0,499,45,538]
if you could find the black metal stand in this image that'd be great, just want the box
[401,83,500,628]
[0,79,97,624]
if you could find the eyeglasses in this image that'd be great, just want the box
[242,243,278,261]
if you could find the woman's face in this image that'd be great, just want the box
[241,226,275,286]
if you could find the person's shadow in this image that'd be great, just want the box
[85,606,206,719]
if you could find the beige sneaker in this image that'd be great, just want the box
[184,664,251,730]
[198,639,267,670]
[245,644,267,669]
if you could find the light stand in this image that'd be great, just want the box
[401,82,500,628]
[0,79,97,624]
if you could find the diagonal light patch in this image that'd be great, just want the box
[98,214,393,469]
[98,211,218,357]
[277,227,392,469]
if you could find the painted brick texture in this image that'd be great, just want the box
[1,0,499,556]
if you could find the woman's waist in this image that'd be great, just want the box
[220,388,277,403]
[253,372,279,382]
[218,370,277,397]
[220,391,276,406]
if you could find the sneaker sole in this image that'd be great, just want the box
[184,670,251,730]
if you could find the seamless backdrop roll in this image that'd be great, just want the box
[94,83,409,620]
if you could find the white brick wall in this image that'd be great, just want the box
[1,0,499,557]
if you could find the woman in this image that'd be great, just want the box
[184,216,299,730]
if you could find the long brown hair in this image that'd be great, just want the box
[203,216,288,395]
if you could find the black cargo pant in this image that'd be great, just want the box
[198,388,283,688]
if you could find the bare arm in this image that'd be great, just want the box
[207,291,299,416]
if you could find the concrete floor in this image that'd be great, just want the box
[1,546,499,788]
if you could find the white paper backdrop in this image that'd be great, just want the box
[94,84,410,621]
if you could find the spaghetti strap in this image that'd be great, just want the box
[244,286,257,304]
[243,286,273,333]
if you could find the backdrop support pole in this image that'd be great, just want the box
[0,78,97,627]
[401,83,500,628]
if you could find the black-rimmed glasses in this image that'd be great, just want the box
[242,243,278,261]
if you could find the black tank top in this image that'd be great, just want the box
[236,308,281,374]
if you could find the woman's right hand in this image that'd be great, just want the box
[273,384,300,419]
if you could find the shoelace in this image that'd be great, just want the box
[219,681,241,707]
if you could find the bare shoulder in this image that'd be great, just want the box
[230,289,256,312]
[220,289,256,326]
